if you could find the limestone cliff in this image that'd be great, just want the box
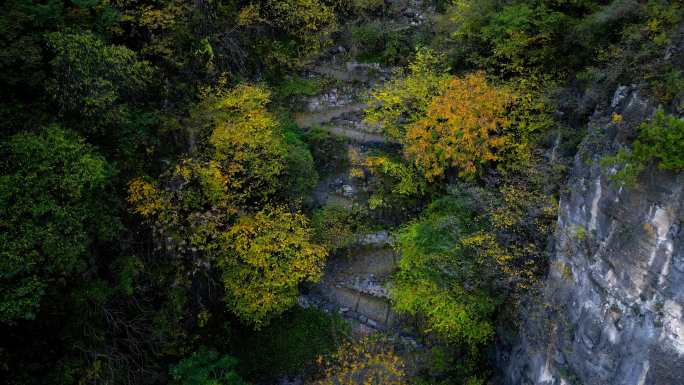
[503,86,684,385]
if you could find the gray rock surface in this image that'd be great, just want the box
[503,86,684,385]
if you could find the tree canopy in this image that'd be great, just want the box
[218,207,326,327]
[128,83,325,328]
[405,72,513,180]
[0,126,119,322]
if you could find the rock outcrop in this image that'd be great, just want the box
[503,87,684,384]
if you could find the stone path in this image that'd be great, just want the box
[292,63,395,146]
[295,60,404,337]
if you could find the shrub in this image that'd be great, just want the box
[349,21,409,64]
[310,336,406,385]
[311,204,371,251]
[350,21,384,55]
[254,0,338,68]
[275,76,323,99]
[282,125,318,202]
[602,108,684,187]
[365,153,427,198]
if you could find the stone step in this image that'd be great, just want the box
[318,125,387,144]
[293,103,366,128]
[327,247,397,279]
[356,231,394,248]
[325,115,382,134]
[312,171,368,207]
[311,62,391,83]
[303,88,357,113]
[304,286,396,328]
[341,278,390,299]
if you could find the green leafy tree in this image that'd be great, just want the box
[46,31,152,126]
[45,31,160,174]
[0,126,119,322]
[446,0,608,77]
[238,0,338,69]
[390,197,502,347]
[479,3,570,75]
[0,0,123,134]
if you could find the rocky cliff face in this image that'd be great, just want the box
[503,86,684,385]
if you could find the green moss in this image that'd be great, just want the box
[572,225,587,241]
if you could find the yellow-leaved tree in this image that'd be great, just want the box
[129,83,325,328]
[218,206,326,328]
[364,47,451,141]
[405,72,513,180]
[206,83,287,204]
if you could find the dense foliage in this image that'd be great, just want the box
[170,349,247,385]
[0,127,119,322]
[392,197,500,346]
[218,207,326,327]
[405,72,513,180]
[1,0,681,384]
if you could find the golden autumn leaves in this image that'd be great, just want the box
[365,50,521,182]
[218,207,326,328]
[405,72,513,181]
[311,337,406,385]
[128,84,326,328]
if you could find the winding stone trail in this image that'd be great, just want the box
[292,64,396,146]
[295,60,405,337]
